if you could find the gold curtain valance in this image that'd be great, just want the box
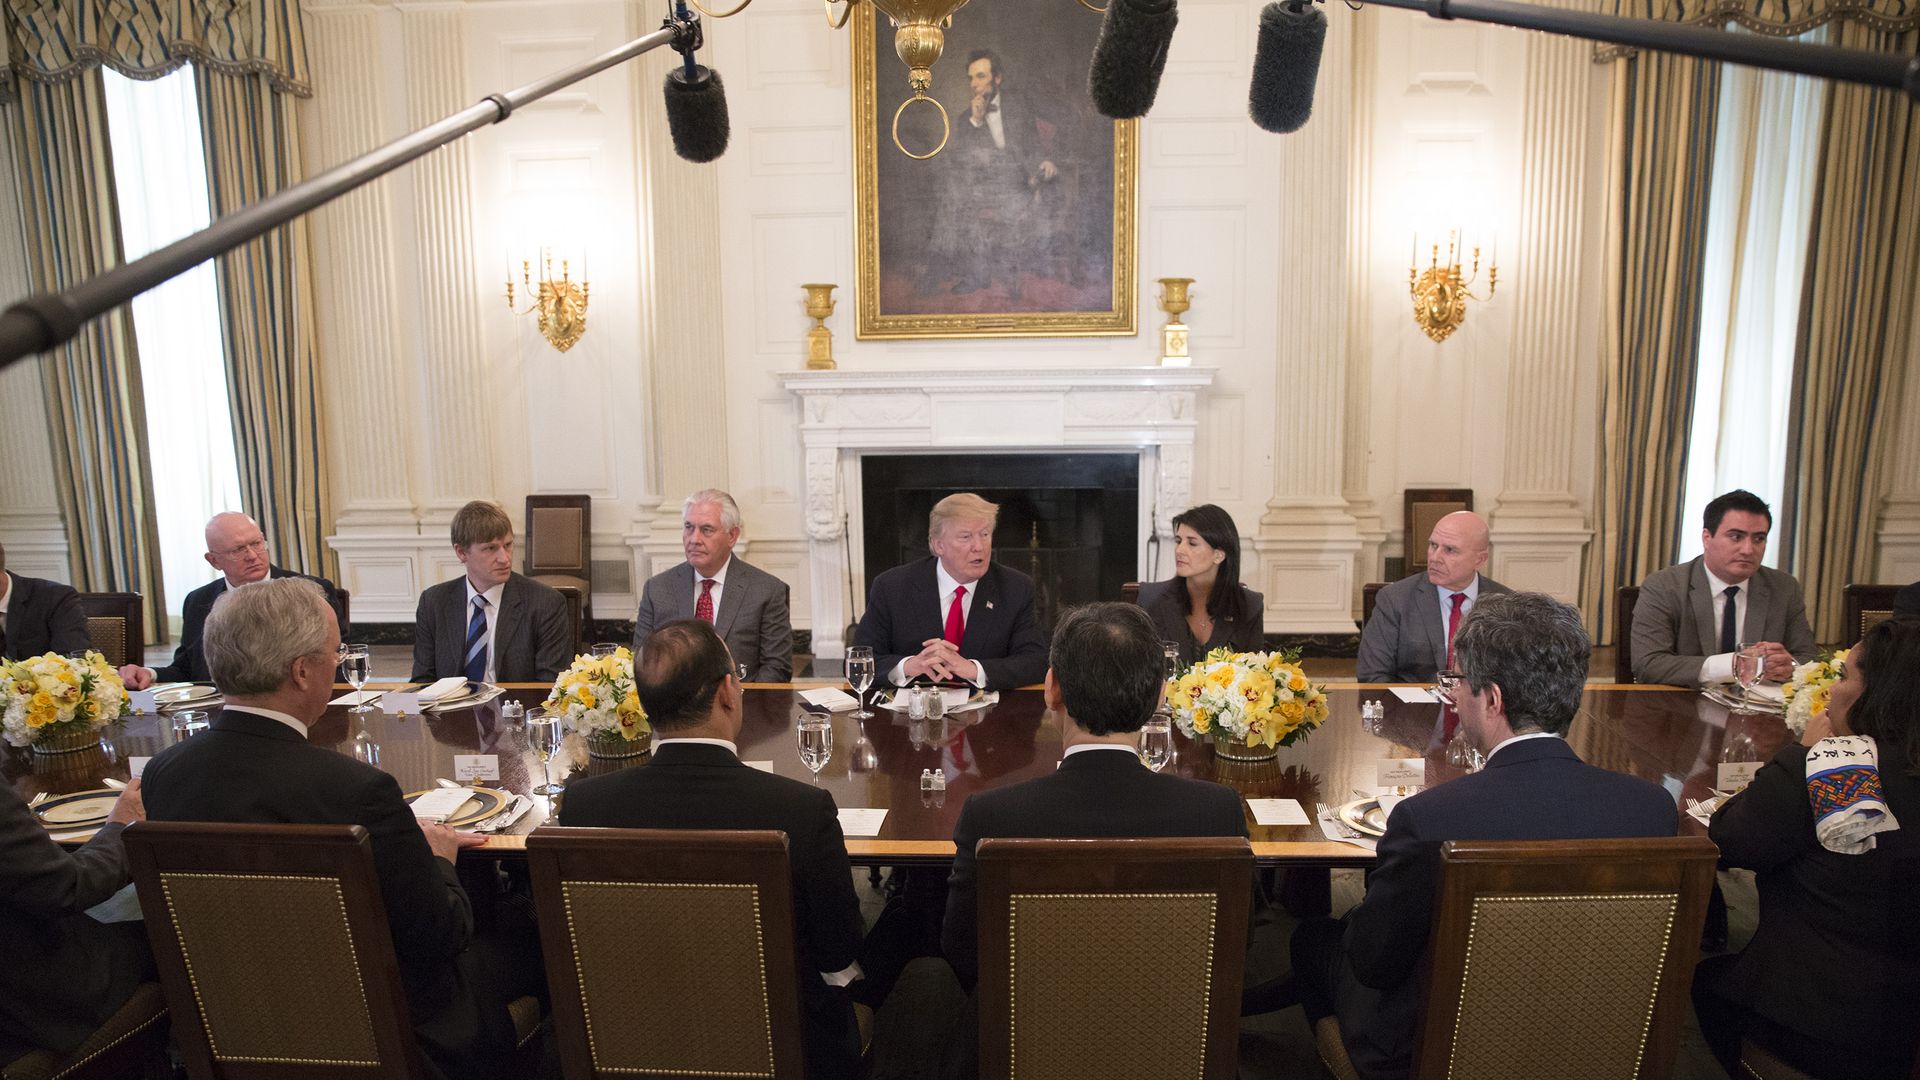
[2,0,311,100]
[1595,0,1919,59]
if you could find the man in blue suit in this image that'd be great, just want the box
[853,492,1047,690]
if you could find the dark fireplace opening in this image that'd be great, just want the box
[861,453,1140,633]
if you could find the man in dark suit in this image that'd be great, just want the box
[942,50,1061,295]
[1631,489,1817,687]
[0,780,151,1060]
[559,619,866,1080]
[412,500,573,683]
[1293,593,1677,1080]
[632,489,793,681]
[1357,510,1510,683]
[142,576,528,1079]
[0,541,90,659]
[119,512,346,687]
[853,492,1047,690]
[940,601,1250,985]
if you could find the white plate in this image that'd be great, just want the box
[33,789,119,829]
[1337,798,1389,838]
[154,684,220,705]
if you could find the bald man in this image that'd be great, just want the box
[1356,511,1511,683]
[120,512,346,688]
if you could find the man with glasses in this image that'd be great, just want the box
[1290,593,1676,1080]
[120,511,345,688]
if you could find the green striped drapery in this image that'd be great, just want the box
[3,0,311,97]
[1778,21,1920,641]
[6,72,167,634]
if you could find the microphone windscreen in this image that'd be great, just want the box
[1088,0,1179,120]
[1248,0,1325,134]
[664,65,730,163]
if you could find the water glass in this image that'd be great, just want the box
[845,646,876,719]
[527,707,565,795]
[171,709,210,741]
[1137,717,1173,772]
[1733,642,1766,697]
[797,715,834,780]
[340,643,373,713]
[1161,641,1183,680]
[589,642,619,659]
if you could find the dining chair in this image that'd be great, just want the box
[1615,585,1642,684]
[0,982,170,1080]
[525,495,593,626]
[1403,489,1473,575]
[1314,836,1717,1080]
[525,827,810,1079]
[1361,582,1387,629]
[1841,583,1900,647]
[973,836,1254,1080]
[76,592,143,668]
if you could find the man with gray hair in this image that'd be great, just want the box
[142,577,528,1078]
[1290,592,1677,1080]
[632,489,793,681]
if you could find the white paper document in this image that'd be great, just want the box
[744,760,776,773]
[328,690,382,707]
[837,808,888,836]
[1246,799,1310,826]
[1390,687,1441,704]
[408,788,475,823]
[797,688,860,712]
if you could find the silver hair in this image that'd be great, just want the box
[202,577,335,696]
[682,489,742,532]
[1452,592,1591,736]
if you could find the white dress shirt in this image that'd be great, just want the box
[465,578,506,683]
[691,557,731,623]
[969,90,1007,149]
[887,562,989,687]
[1486,730,1561,761]
[1698,566,1751,685]
[224,703,310,738]
[1435,576,1483,659]
[1061,743,1140,760]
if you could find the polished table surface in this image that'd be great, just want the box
[7,683,1788,865]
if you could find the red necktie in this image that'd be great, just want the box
[944,586,967,649]
[1445,592,1466,669]
[695,578,716,623]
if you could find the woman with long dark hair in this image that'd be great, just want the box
[1134,504,1264,665]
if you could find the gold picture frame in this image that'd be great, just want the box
[852,0,1137,340]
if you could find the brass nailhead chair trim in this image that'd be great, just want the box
[1446,893,1678,1080]
[159,873,381,1066]
[83,619,127,668]
[1007,892,1218,1080]
[563,881,776,1078]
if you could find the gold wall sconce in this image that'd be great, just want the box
[1409,232,1497,344]
[505,251,590,353]
[1157,277,1193,367]
[803,283,838,369]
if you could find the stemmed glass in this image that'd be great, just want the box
[846,646,876,719]
[797,713,834,782]
[1733,642,1766,702]
[527,706,566,795]
[1137,716,1173,772]
[589,642,619,659]
[339,644,373,713]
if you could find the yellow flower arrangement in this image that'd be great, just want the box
[544,648,650,743]
[1781,648,1847,737]
[1167,647,1329,753]
[0,651,128,749]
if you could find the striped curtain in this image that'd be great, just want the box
[1583,49,1723,642]
[6,72,167,632]
[197,69,334,579]
[1778,22,1920,640]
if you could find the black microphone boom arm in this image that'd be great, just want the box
[0,18,693,371]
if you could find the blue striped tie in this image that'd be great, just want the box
[464,596,489,682]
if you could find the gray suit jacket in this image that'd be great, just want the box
[1630,557,1817,687]
[411,571,573,682]
[631,557,793,681]
[1356,571,1511,683]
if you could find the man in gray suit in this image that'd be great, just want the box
[1357,510,1510,683]
[632,489,793,682]
[412,500,574,683]
[1631,489,1816,687]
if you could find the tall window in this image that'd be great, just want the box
[102,68,242,623]
[1675,29,1829,562]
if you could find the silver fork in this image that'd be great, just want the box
[1317,803,1361,839]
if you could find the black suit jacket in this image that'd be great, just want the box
[155,567,346,683]
[1,571,91,660]
[1709,743,1920,1064]
[140,709,498,1072]
[1136,579,1266,666]
[559,741,866,1078]
[940,747,1250,985]
[853,558,1047,689]
[0,786,151,1059]
[1332,737,1677,1080]
[411,572,572,683]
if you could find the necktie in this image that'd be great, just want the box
[1720,586,1739,654]
[1445,592,1467,670]
[464,596,489,682]
[944,586,967,649]
[695,578,716,623]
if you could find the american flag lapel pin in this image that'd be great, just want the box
[986,601,995,610]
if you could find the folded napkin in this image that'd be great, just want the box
[1806,735,1902,855]
[418,676,471,702]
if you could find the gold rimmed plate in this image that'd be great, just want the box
[1337,798,1390,838]
[154,684,221,706]
[402,787,511,828]
[33,789,119,830]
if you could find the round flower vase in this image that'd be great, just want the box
[1211,732,1280,763]
[31,725,105,755]
[585,731,649,760]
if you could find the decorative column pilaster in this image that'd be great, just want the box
[0,121,68,579]
[1875,329,1920,581]
[1340,7,1387,600]
[1487,28,1594,602]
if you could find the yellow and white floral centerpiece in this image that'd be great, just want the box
[545,647,650,758]
[1781,647,1848,738]
[1,651,128,754]
[1167,647,1330,762]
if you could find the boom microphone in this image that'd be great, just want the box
[1088,0,1179,119]
[1248,0,1326,134]
[663,64,730,163]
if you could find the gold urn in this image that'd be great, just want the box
[1157,277,1194,367]
[803,283,838,370]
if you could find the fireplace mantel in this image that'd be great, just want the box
[779,367,1216,656]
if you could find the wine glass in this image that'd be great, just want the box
[1161,640,1183,680]
[340,643,373,713]
[845,646,876,719]
[1733,642,1765,701]
[797,714,834,781]
[527,707,565,795]
[1137,717,1173,772]
[589,642,619,659]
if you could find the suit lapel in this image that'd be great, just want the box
[496,577,525,666]
[962,566,1000,653]
[1746,570,1774,642]
[1417,583,1446,669]
[714,566,746,639]
[669,567,697,621]
[1689,560,1719,656]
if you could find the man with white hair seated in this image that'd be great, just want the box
[632,489,793,681]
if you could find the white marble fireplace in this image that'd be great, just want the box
[779,367,1216,657]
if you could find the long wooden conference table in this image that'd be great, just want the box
[8,683,1786,866]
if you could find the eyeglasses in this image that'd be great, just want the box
[1435,670,1465,701]
[215,538,268,559]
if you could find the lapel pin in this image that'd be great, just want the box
[986,601,995,610]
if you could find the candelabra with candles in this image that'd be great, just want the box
[506,251,590,353]
[1409,232,1497,343]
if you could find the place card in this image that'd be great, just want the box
[798,688,860,712]
[1390,687,1440,704]
[1717,762,1762,792]
[744,760,775,773]
[128,757,150,779]
[409,787,473,823]
[382,692,422,715]
[127,690,159,714]
[1246,799,1310,826]
[1377,758,1425,787]
[837,808,888,836]
[453,755,499,782]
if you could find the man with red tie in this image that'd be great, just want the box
[631,490,793,682]
[1356,510,1510,683]
[853,492,1048,690]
